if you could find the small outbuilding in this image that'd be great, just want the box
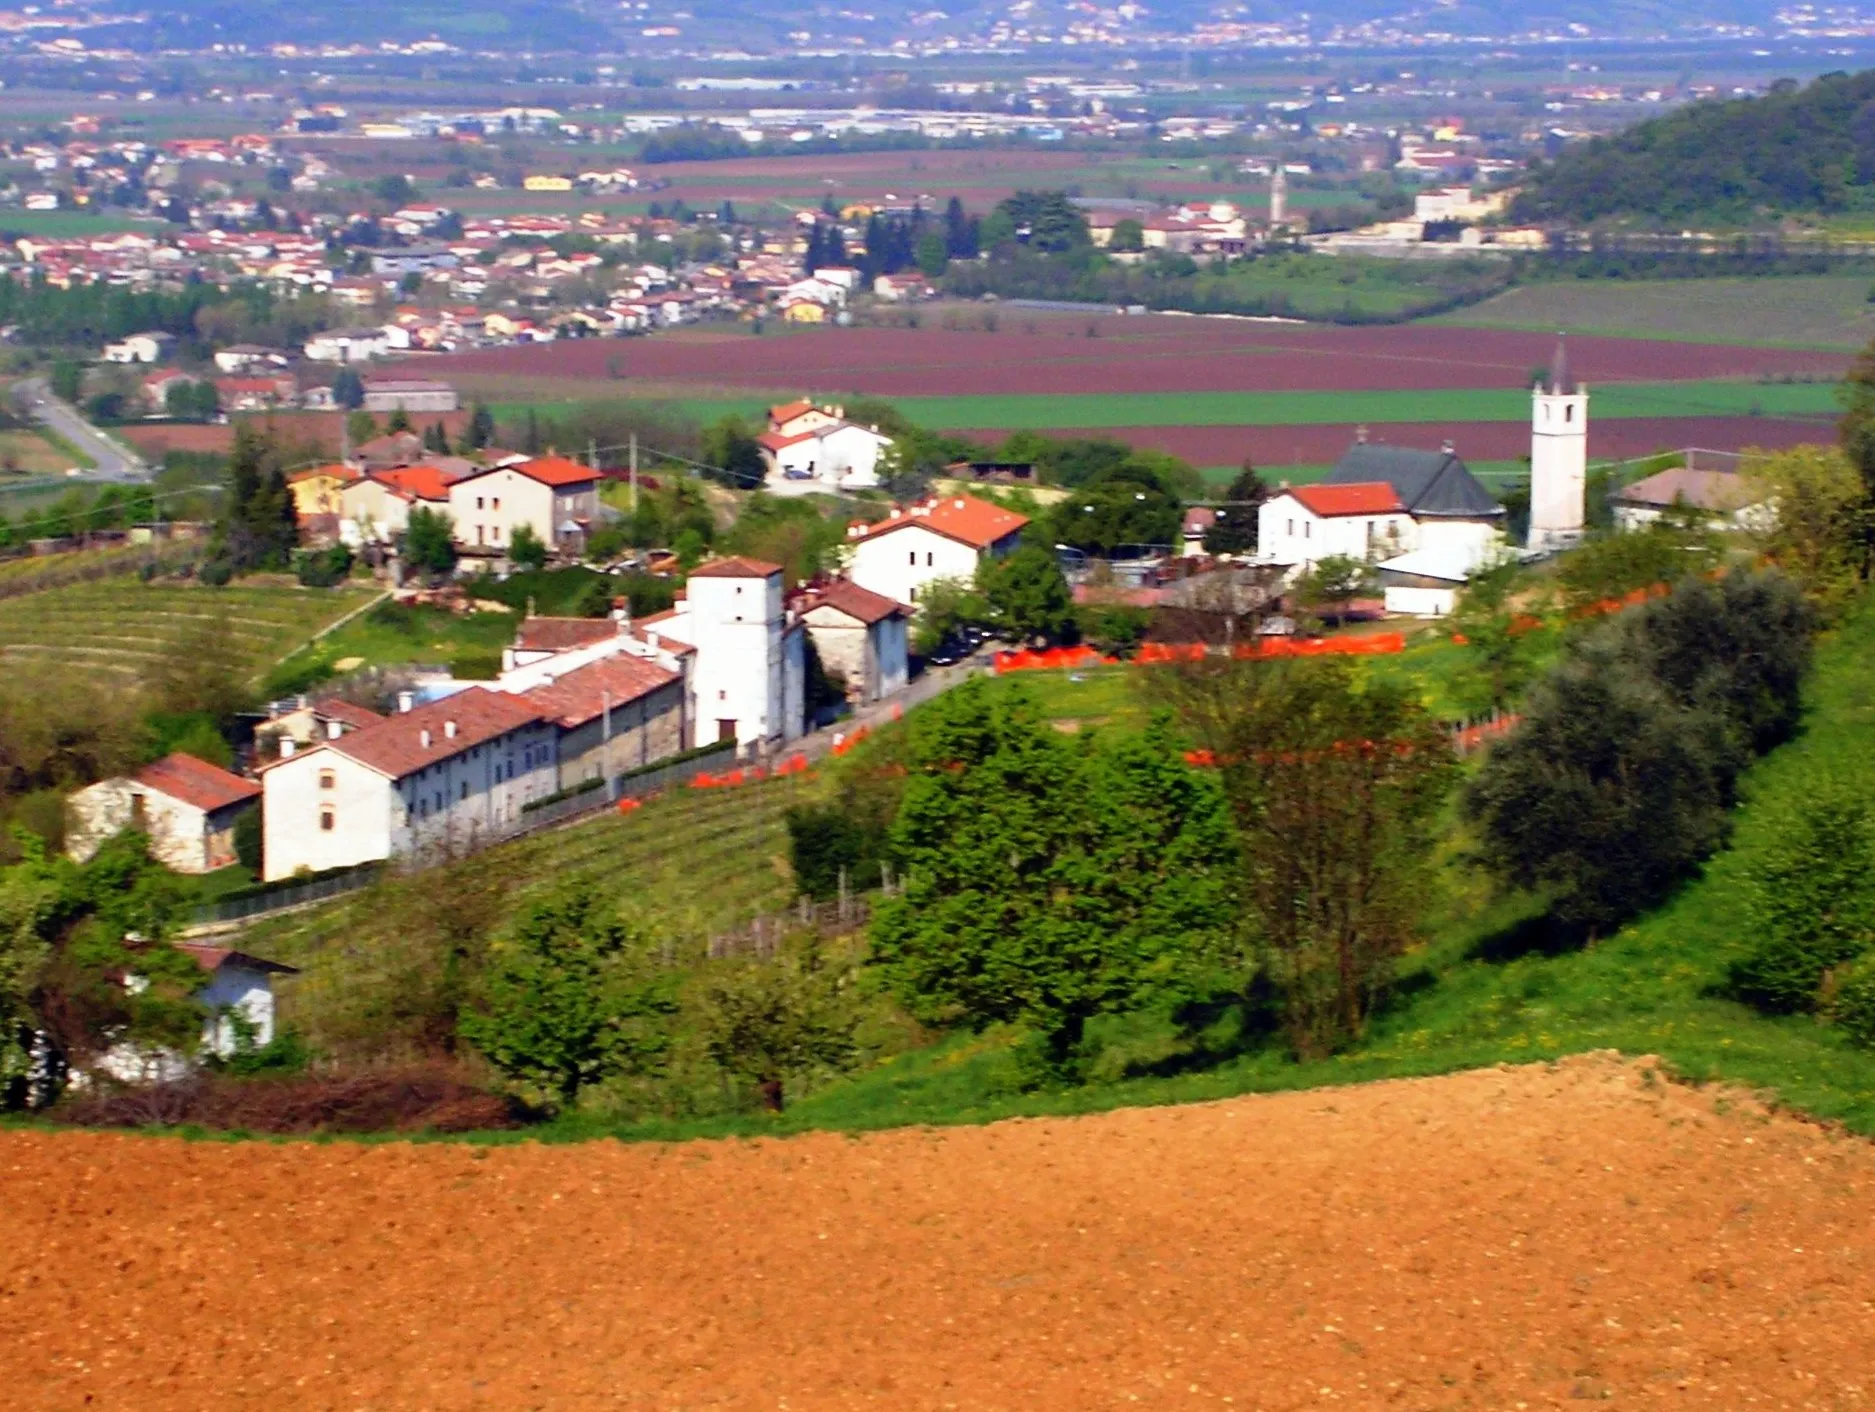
[796,580,911,703]
[65,752,261,875]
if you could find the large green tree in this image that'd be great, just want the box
[978,544,1077,645]
[459,885,674,1111]
[1162,659,1455,1058]
[871,680,1235,1076]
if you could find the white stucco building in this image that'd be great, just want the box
[642,556,807,751]
[259,687,558,880]
[92,943,298,1085]
[65,752,260,875]
[1258,482,1417,570]
[796,579,911,703]
[1527,339,1588,553]
[757,399,892,491]
[846,494,1029,607]
[447,454,598,555]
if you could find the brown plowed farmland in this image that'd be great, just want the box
[6,1054,1873,1411]
[974,415,1839,468]
[424,320,1845,396]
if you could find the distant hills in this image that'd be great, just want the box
[1515,69,1875,227]
[82,0,1816,52]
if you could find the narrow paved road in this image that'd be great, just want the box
[10,376,147,481]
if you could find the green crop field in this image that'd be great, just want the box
[1436,276,1875,351]
[0,577,380,681]
[644,379,1841,433]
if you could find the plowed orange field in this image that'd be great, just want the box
[4,1054,1871,1410]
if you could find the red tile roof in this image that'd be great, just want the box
[314,698,386,731]
[515,617,620,653]
[800,578,909,625]
[768,398,814,425]
[326,687,544,780]
[520,653,681,728]
[756,428,818,451]
[1288,482,1406,518]
[371,465,453,502]
[852,495,1029,551]
[132,752,261,814]
[690,556,783,578]
[514,454,597,488]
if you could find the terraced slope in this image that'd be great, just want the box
[0,578,380,680]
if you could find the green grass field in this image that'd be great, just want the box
[501,379,1840,439]
[1437,275,1875,350]
[267,598,514,694]
[0,577,380,681]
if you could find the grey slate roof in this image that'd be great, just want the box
[1324,442,1505,520]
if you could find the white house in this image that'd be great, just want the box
[258,687,558,881]
[446,454,598,556]
[1611,465,1769,534]
[650,556,806,751]
[847,494,1030,607]
[304,326,393,363]
[759,421,892,491]
[1257,481,1416,573]
[101,330,177,364]
[1318,439,1508,566]
[91,943,298,1085]
[796,579,911,703]
[65,752,260,875]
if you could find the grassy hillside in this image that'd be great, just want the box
[0,577,380,681]
[1514,68,1875,226]
[543,599,1875,1142]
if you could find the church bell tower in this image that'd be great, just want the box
[1527,335,1587,552]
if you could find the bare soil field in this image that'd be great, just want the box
[983,414,1840,469]
[5,1053,1872,1411]
[423,319,1845,399]
[120,409,473,460]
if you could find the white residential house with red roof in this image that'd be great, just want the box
[92,942,300,1085]
[66,752,261,875]
[1257,481,1416,571]
[258,687,558,881]
[446,454,598,556]
[795,580,911,703]
[846,494,1030,607]
[756,399,892,491]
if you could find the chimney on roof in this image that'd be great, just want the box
[280,737,297,758]
[419,727,432,748]
[954,498,965,509]
[326,719,342,740]
[444,719,457,739]
[1441,439,1455,455]
[397,690,415,713]
[1355,425,1368,444]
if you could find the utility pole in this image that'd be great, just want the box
[588,437,598,472]
[628,431,638,512]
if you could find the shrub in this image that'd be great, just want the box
[1827,951,1875,1048]
[53,1065,520,1133]
[1730,790,1875,1013]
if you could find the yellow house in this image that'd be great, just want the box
[781,299,826,324]
[524,174,574,192]
[287,463,360,519]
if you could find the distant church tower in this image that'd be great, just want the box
[1269,165,1288,228]
[1527,335,1587,552]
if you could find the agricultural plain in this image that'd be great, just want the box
[5,1055,1872,1411]
[431,315,1847,468]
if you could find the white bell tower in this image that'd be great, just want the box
[1527,335,1587,552]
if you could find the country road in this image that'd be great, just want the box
[10,376,147,481]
